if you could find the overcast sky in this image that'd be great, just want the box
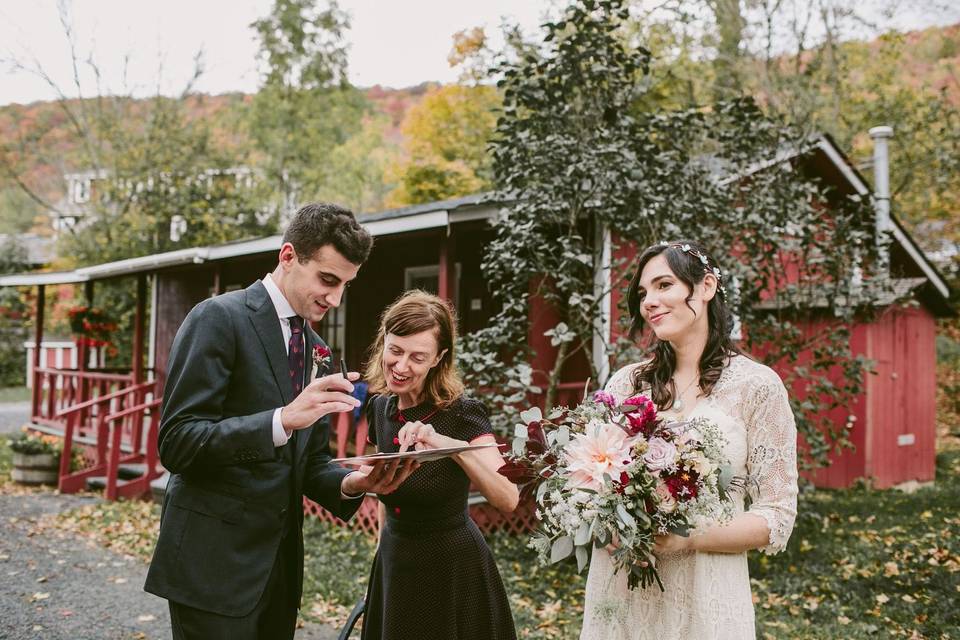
[0,0,957,107]
[0,0,553,106]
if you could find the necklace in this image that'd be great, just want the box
[671,376,699,412]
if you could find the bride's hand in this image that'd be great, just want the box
[604,531,621,556]
[653,533,690,555]
[397,421,463,452]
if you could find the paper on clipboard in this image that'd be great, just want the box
[332,442,501,465]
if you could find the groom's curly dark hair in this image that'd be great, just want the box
[283,202,373,265]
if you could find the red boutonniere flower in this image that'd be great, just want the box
[313,345,332,373]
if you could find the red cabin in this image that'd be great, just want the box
[0,131,951,521]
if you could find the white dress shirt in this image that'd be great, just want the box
[262,274,362,500]
[262,273,300,447]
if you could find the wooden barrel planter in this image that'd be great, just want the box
[11,452,59,485]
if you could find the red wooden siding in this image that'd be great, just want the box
[865,306,936,488]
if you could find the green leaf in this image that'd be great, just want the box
[574,521,592,546]
[616,503,636,529]
[550,535,574,563]
[575,544,590,572]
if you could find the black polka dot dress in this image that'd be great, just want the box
[360,395,517,640]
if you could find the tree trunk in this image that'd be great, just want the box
[712,0,745,97]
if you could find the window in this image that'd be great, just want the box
[404,264,460,302]
[318,292,346,360]
[72,179,91,204]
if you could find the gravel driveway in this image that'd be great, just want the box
[0,401,30,435]
[0,491,340,640]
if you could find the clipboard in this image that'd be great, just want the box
[332,442,502,465]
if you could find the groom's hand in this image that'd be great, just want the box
[341,458,419,496]
[281,372,361,431]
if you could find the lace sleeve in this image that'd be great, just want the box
[604,364,642,403]
[743,373,799,555]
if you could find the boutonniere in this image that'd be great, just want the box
[313,344,332,376]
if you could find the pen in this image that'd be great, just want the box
[340,357,349,380]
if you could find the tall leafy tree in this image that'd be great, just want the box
[460,0,889,470]
[248,0,368,211]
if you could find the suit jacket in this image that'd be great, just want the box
[144,280,361,617]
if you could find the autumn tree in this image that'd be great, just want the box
[386,83,500,207]
[248,0,371,213]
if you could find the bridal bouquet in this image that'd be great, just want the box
[499,391,737,590]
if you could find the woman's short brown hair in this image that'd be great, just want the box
[364,290,464,408]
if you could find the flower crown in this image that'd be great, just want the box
[659,241,728,299]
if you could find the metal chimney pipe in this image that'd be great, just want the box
[869,125,894,234]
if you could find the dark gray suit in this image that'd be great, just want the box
[144,280,360,630]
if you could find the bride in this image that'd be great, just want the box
[580,240,798,640]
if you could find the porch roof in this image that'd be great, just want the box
[0,194,499,286]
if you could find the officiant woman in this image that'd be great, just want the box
[359,289,518,640]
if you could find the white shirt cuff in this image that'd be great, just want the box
[341,471,365,500]
[272,408,291,447]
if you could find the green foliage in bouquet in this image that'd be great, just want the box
[501,393,738,590]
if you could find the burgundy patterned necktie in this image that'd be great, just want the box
[288,315,305,397]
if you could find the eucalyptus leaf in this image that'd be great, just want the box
[519,407,543,425]
[550,535,574,563]
[616,503,636,529]
[719,464,733,490]
[575,544,590,572]
[574,521,592,546]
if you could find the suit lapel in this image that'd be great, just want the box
[245,281,293,406]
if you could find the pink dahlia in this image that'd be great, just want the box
[563,421,634,492]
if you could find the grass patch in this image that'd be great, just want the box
[0,386,30,403]
[751,450,960,640]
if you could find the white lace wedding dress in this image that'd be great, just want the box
[579,355,798,640]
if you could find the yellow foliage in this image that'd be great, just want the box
[386,84,500,207]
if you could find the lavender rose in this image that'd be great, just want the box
[643,437,678,472]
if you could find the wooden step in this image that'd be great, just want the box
[85,476,130,490]
[117,463,150,479]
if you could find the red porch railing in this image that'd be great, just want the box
[31,367,135,435]
[53,379,163,500]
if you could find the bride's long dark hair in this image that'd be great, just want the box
[626,240,740,411]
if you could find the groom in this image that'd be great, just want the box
[145,202,415,639]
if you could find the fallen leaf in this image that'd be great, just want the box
[876,594,890,604]
[30,592,50,602]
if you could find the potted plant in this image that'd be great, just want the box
[67,305,118,354]
[8,430,61,485]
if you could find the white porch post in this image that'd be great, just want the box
[592,224,612,388]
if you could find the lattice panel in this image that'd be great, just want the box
[304,496,538,537]
[304,496,380,536]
